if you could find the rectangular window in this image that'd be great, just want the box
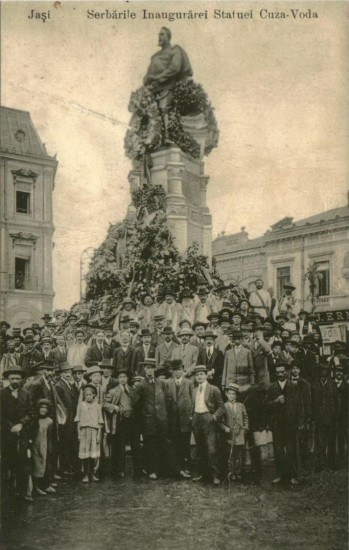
[315,260,330,296]
[276,266,291,298]
[15,257,30,289]
[16,191,30,214]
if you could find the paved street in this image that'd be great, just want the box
[2,466,347,550]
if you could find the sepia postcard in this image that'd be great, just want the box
[1,1,348,549]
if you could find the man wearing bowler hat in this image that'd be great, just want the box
[131,328,156,377]
[55,362,78,475]
[222,330,254,393]
[266,361,302,485]
[155,326,179,368]
[1,366,34,502]
[197,330,224,389]
[297,334,317,382]
[191,365,224,485]
[19,335,44,379]
[171,327,199,377]
[311,359,339,471]
[133,358,181,480]
[167,359,193,476]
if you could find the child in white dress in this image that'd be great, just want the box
[75,384,104,483]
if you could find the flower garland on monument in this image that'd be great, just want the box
[124,79,219,160]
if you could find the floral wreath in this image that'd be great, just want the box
[124,79,219,161]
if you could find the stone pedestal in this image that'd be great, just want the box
[149,114,213,261]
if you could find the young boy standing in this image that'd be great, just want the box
[219,383,249,481]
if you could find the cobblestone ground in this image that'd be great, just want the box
[1,465,347,550]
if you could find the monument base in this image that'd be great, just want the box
[149,145,212,261]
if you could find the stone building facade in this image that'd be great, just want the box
[0,107,57,328]
[213,199,349,344]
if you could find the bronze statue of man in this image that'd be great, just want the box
[143,27,193,130]
[144,27,193,93]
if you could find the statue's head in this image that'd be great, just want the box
[158,27,171,47]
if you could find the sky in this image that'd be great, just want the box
[1,1,348,308]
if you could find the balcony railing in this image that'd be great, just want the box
[9,274,38,291]
[314,296,332,310]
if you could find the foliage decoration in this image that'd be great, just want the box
[124,79,219,161]
[124,87,163,161]
[69,182,225,324]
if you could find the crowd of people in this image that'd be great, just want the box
[1,279,348,503]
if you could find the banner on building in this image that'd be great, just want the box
[316,310,349,324]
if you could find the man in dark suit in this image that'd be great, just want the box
[295,311,319,337]
[266,362,302,485]
[248,328,271,387]
[85,329,113,367]
[222,330,254,392]
[151,315,166,348]
[311,360,338,471]
[296,334,317,382]
[196,330,224,389]
[266,341,284,384]
[191,365,225,485]
[113,330,135,378]
[1,366,34,502]
[103,369,142,478]
[131,329,156,377]
[133,358,181,480]
[100,358,118,393]
[334,364,348,468]
[167,360,193,475]
[41,337,56,362]
[129,321,142,348]
[51,334,68,367]
[289,361,312,476]
[55,362,78,475]
[155,326,179,367]
[72,364,87,399]
[103,326,119,356]
[19,336,43,379]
